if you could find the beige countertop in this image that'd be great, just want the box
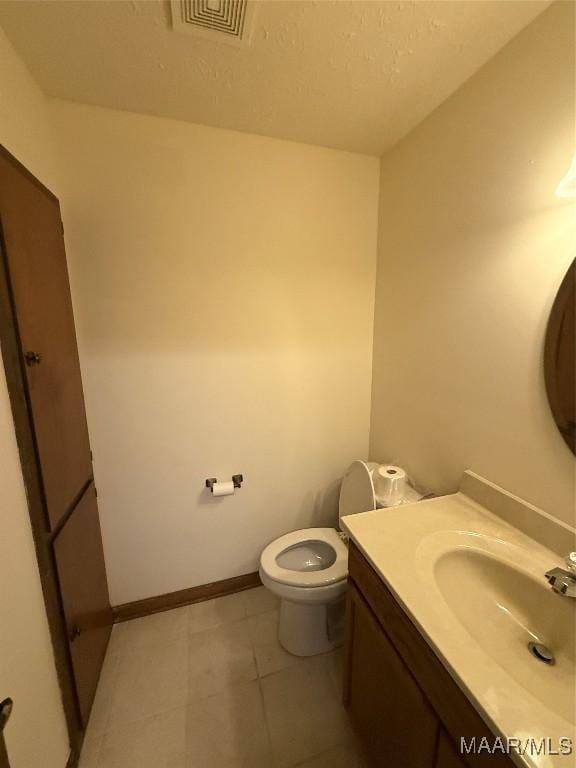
[341,478,576,768]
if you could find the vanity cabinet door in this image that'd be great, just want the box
[344,583,439,768]
[436,730,469,768]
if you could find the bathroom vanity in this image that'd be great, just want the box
[344,541,513,767]
[341,474,575,768]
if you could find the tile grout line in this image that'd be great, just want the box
[243,594,262,681]
[84,588,278,767]
[245,587,280,767]
[89,607,189,765]
[256,675,278,768]
[82,634,124,767]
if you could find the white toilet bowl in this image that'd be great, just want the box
[259,528,348,656]
[259,460,388,657]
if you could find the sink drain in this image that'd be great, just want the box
[528,642,556,665]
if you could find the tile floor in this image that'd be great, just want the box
[79,586,368,768]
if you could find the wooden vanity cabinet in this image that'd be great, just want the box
[345,582,438,767]
[344,542,515,768]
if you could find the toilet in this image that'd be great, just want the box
[259,460,387,657]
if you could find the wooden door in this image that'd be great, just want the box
[436,729,470,768]
[54,483,111,724]
[0,146,111,738]
[0,699,12,768]
[344,583,439,768]
[0,150,92,531]
[0,738,8,768]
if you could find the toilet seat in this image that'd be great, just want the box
[260,528,348,588]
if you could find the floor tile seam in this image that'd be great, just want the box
[99,680,269,755]
[257,653,306,683]
[290,730,358,768]
[244,603,279,620]
[247,607,284,679]
[186,674,262,707]
[114,640,190,680]
[188,591,250,620]
[246,613,265,678]
[91,592,275,761]
[186,613,253,638]
[97,700,189,743]
[90,652,123,738]
[246,619,260,680]
[255,676,278,768]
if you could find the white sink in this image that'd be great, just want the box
[434,542,575,725]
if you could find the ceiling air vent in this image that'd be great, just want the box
[171,0,257,46]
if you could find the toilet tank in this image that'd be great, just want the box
[338,460,379,524]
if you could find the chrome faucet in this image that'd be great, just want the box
[545,552,576,597]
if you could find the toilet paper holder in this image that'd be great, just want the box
[206,474,243,492]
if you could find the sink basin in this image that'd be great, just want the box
[435,546,575,725]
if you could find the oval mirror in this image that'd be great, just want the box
[544,259,575,454]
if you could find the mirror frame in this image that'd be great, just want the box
[544,258,575,455]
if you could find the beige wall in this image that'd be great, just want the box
[370,1,575,527]
[51,101,379,605]
[0,25,69,768]
[2,12,572,767]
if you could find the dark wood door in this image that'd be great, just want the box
[344,583,439,768]
[0,699,12,768]
[54,483,112,725]
[0,146,111,742]
[0,739,8,768]
[0,151,92,531]
[436,729,470,768]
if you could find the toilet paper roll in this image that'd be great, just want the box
[211,481,235,497]
[374,465,407,507]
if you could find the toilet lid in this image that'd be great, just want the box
[338,460,377,520]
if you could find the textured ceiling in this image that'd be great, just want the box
[0,0,552,155]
